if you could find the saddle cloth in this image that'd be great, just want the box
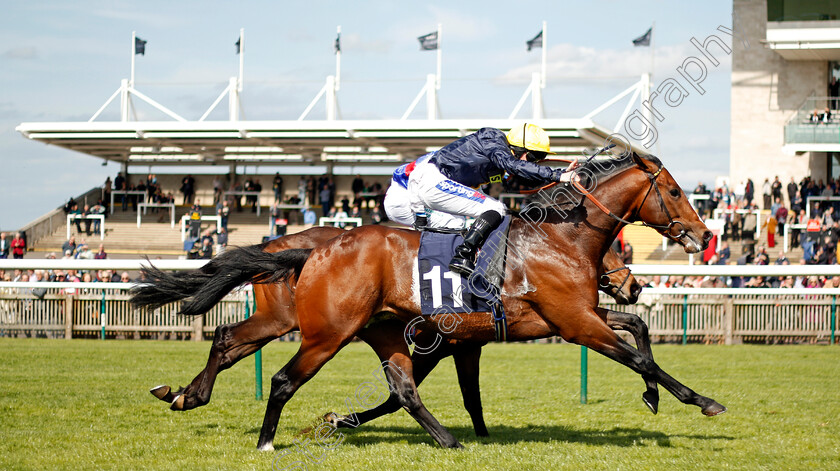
[417,215,511,315]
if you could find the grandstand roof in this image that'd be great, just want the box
[15,118,634,167]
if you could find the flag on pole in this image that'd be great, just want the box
[526,30,543,51]
[334,32,341,53]
[632,28,652,46]
[235,38,241,54]
[134,37,147,55]
[417,31,438,51]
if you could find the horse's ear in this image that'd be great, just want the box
[631,152,647,170]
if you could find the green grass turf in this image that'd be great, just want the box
[0,339,838,470]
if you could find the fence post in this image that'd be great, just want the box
[64,294,73,339]
[723,296,734,345]
[829,296,837,345]
[580,346,588,404]
[252,292,263,401]
[682,294,688,345]
[193,315,203,341]
[100,291,106,340]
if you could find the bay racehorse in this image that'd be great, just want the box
[143,228,647,437]
[133,152,724,450]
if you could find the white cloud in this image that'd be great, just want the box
[2,47,38,60]
[499,42,732,82]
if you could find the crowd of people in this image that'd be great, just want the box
[693,175,840,265]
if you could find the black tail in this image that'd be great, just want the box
[130,245,312,316]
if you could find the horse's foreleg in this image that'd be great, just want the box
[603,310,659,414]
[569,308,726,416]
[452,344,488,437]
[161,315,288,411]
[362,320,462,448]
[329,326,449,430]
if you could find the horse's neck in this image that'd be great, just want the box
[513,171,640,259]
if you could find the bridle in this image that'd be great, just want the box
[573,162,688,243]
[599,265,632,292]
[518,147,689,242]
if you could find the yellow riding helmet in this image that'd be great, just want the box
[506,123,555,154]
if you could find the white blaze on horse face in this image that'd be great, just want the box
[411,257,422,309]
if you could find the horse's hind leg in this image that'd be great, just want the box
[568,307,726,416]
[603,310,660,414]
[452,344,488,436]
[158,314,285,411]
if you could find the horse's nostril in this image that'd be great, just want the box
[703,231,713,242]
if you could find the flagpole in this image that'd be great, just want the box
[541,20,547,89]
[650,22,655,80]
[335,25,341,91]
[238,28,244,92]
[436,23,442,90]
[130,31,136,88]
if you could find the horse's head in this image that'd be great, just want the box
[599,248,641,305]
[629,153,712,254]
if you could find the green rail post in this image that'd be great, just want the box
[829,296,837,345]
[100,290,106,340]
[252,292,263,401]
[682,294,688,345]
[580,346,588,404]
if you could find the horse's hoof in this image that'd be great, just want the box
[170,394,185,411]
[322,412,340,427]
[150,385,174,403]
[642,390,659,415]
[257,442,275,452]
[702,401,727,416]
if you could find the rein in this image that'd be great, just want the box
[571,164,687,242]
[599,265,632,292]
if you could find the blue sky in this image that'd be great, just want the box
[0,0,733,230]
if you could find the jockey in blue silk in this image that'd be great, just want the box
[386,123,578,277]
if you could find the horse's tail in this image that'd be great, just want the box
[129,245,312,316]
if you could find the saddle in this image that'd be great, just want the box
[416,216,511,341]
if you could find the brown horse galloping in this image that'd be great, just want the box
[145,227,648,437]
[134,153,724,450]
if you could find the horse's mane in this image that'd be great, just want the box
[518,152,662,214]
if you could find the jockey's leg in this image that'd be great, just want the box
[383,182,416,227]
[407,162,505,274]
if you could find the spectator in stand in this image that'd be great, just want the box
[298,177,307,205]
[212,175,224,205]
[103,176,112,211]
[273,173,284,204]
[188,200,202,239]
[719,240,731,264]
[217,227,228,249]
[11,232,25,259]
[120,272,132,283]
[762,215,778,248]
[199,238,213,259]
[352,174,365,209]
[787,177,798,208]
[94,244,107,260]
[76,244,94,260]
[771,176,782,204]
[745,178,755,206]
[762,178,772,209]
[620,241,633,264]
[775,200,789,238]
[822,206,835,229]
[114,171,126,210]
[0,232,10,259]
[269,202,285,237]
[217,199,230,230]
[319,183,331,218]
[180,174,196,205]
[90,201,106,235]
[186,241,201,260]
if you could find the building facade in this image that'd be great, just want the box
[730,0,840,207]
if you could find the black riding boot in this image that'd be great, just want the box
[449,211,503,276]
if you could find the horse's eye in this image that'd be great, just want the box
[669,188,680,198]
